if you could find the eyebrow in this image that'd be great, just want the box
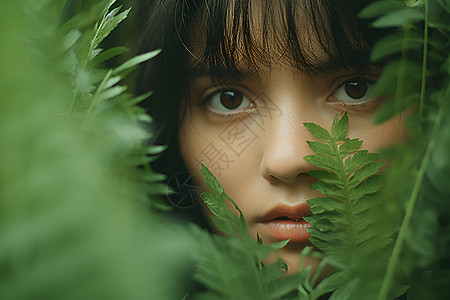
[183,49,380,80]
[314,49,380,72]
[183,62,257,82]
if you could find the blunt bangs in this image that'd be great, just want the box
[137,0,388,146]
[181,0,384,80]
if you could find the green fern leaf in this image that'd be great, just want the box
[112,49,161,76]
[90,46,129,66]
[92,6,131,50]
[199,163,248,239]
[372,7,424,28]
[303,112,389,298]
[304,122,333,141]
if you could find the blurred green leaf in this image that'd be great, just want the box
[372,8,424,28]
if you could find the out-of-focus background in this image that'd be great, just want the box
[0,1,198,299]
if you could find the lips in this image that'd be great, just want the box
[259,204,312,243]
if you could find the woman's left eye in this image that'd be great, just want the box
[333,79,376,103]
[206,90,254,114]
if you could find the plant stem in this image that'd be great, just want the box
[70,4,110,115]
[377,106,443,300]
[419,0,429,127]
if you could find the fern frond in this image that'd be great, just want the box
[0,1,187,299]
[303,112,393,298]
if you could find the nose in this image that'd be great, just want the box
[260,105,316,185]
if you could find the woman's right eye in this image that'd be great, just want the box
[206,90,254,114]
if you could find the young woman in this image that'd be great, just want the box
[138,0,413,276]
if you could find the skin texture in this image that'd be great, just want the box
[176,2,411,276]
[178,62,410,275]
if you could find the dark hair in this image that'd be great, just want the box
[136,0,389,211]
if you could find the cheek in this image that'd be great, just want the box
[178,111,263,209]
[347,110,411,151]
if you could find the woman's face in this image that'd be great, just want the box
[177,8,411,275]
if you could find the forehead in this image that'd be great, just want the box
[182,0,373,77]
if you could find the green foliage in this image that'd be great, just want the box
[1,0,449,299]
[200,164,248,239]
[360,0,450,299]
[0,1,194,299]
[195,113,393,299]
[195,0,450,298]
[303,113,402,299]
[196,166,335,300]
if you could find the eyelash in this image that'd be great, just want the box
[328,75,385,111]
[198,74,384,118]
[200,88,255,118]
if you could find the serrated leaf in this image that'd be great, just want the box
[348,161,384,189]
[304,155,340,174]
[102,0,118,15]
[310,181,347,201]
[304,122,332,141]
[345,151,380,174]
[105,5,123,21]
[112,49,161,75]
[308,230,344,246]
[309,237,342,256]
[307,170,342,186]
[331,112,348,142]
[350,175,385,200]
[200,164,224,194]
[304,215,336,232]
[307,196,344,214]
[352,194,382,215]
[199,164,248,239]
[90,46,129,66]
[307,141,335,156]
[92,7,131,50]
[339,138,363,158]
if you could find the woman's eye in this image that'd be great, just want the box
[333,79,375,103]
[207,90,253,113]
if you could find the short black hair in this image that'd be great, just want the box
[136,0,390,209]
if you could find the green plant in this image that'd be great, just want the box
[1,0,449,299]
[196,113,397,299]
[0,1,195,299]
[195,0,450,299]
